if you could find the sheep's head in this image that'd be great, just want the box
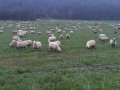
[113,38,117,41]
[86,43,91,49]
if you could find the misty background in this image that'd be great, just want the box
[0,0,120,20]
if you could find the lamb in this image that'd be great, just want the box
[86,40,96,49]
[48,42,61,52]
[110,38,117,47]
[33,41,42,50]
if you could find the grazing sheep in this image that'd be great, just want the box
[55,40,61,46]
[110,38,117,47]
[99,34,106,38]
[70,30,73,34]
[66,33,70,39]
[99,36,108,41]
[13,36,20,41]
[48,42,61,52]
[37,32,41,35]
[33,41,42,50]
[86,40,96,49]
[0,30,3,33]
[48,36,56,42]
[29,30,36,34]
[60,34,64,39]
[93,29,97,34]
[12,30,18,34]
[25,40,32,46]
[11,40,28,49]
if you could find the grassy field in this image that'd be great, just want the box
[0,20,120,90]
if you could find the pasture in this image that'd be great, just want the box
[0,20,120,90]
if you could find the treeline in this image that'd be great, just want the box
[0,0,120,20]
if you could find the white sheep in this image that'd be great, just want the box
[48,42,61,52]
[55,40,61,46]
[70,30,73,34]
[60,34,64,39]
[25,40,32,46]
[99,36,108,41]
[110,38,117,47]
[99,34,106,38]
[48,36,56,42]
[86,40,96,49]
[11,40,28,49]
[66,33,70,39]
[33,41,42,50]
[13,36,20,41]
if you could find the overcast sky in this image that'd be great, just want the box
[0,0,120,20]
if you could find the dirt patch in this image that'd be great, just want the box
[67,65,120,72]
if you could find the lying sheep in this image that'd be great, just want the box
[86,40,96,49]
[33,41,42,50]
[48,42,61,52]
[110,38,117,47]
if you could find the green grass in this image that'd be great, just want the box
[0,20,120,90]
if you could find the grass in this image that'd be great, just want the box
[0,20,120,90]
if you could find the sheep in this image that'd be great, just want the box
[12,30,18,34]
[70,30,73,34]
[29,30,36,34]
[13,36,20,41]
[37,32,41,35]
[99,36,108,41]
[25,40,32,46]
[0,30,3,33]
[60,34,64,39]
[110,38,117,47]
[86,40,96,49]
[99,34,106,38]
[48,42,61,52]
[10,40,28,49]
[48,36,56,42]
[33,41,42,50]
[93,29,97,34]
[55,40,61,46]
[66,33,70,39]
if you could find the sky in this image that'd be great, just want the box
[0,0,120,20]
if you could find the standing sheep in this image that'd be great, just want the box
[10,40,28,49]
[33,41,42,50]
[48,42,61,52]
[66,33,70,39]
[86,40,96,49]
[110,38,117,47]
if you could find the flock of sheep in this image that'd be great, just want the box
[0,20,120,52]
